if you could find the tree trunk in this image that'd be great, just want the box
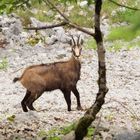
[63,0,108,139]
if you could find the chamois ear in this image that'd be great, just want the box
[69,39,73,46]
[66,37,73,46]
[77,35,84,46]
[80,38,84,45]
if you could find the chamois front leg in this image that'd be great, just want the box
[72,86,82,110]
[61,89,71,111]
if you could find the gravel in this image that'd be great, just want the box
[0,42,140,139]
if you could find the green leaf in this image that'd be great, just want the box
[7,115,16,122]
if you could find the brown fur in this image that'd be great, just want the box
[13,36,83,112]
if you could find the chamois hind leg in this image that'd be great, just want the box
[61,89,71,111]
[26,92,43,111]
[21,90,31,112]
[72,86,82,110]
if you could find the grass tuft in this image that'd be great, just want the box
[37,123,95,139]
[0,57,8,70]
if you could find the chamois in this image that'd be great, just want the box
[13,36,83,112]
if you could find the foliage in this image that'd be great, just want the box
[37,123,75,139]
[0,0,31,14]
[107,40,123,52]
[60,123,75,135]
[103,0,140,25]
[26,33,45,46]
[10,0,94,27]
[87,127,95,137]
[15,9,33,25]
[38,130,47,137]
[7,115,16,122]
[107,37,140,52]
[107,25,140,41]
[127,11,140,30]
[37,123,95,139]
[111,9,136,23]
[85,37,96,50]
[68,4,93,27]
[0,57,8,70]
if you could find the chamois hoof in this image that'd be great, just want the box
[22,105,28,112]
[28,107,36,111]
[77,106,83,111]
[23,108,28,112]
[68,108,71,111]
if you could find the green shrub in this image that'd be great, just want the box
[16,9,33,26]
[85,38,96,50]
[107,26,140,41]
[69,4,93,27]
[42,123,95,139]
[87,127,95,137]
[112,9,136,23]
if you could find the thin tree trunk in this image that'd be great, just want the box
[63,0,108,139]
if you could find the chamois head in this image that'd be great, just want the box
[70,35,83,58]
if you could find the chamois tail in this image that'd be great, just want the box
[13,77,20,83]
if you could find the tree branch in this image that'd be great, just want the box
[24,21,68,30]
[24,0,95,37]
[109,0,140,11]
[69,23,95,36]
[44,0,70,22]
[44,0,95,36]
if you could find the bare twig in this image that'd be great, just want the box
[111,99,140,120]
[105,98,140,120]
[24,21,68,30]
[44,0,70,22]
[69,23,95,36]
[11,67,23,74]
[109,0,140,11]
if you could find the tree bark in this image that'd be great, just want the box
[64,0,108,139]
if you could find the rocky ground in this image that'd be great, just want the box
[0,15,140,140]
